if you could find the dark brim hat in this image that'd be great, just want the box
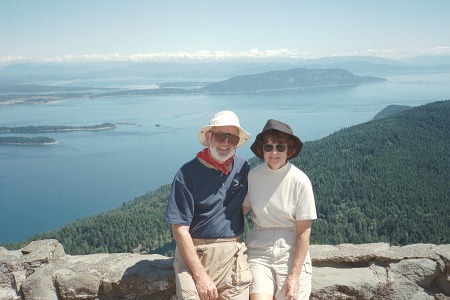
[250,119,303,160]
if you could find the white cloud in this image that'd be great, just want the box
[1,47,450,63]
[0,55,27,63]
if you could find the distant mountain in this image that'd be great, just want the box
[372,105,411,120]
[1,66,386,101]
[293,56,407,74]
[199,68,385,93]
[299,54,450,67]
[3,100,449,255]
[2,55,449,84]
[401,55,450,66]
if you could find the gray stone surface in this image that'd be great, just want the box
[0,240,449,299]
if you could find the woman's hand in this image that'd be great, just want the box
[284,274,300,299]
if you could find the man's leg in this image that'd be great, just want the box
[173,246,200,300]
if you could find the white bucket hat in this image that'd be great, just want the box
[197,111,251,148]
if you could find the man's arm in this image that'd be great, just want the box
[172,224,218,300]
[284,220,312,299]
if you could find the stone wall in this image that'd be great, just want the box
[1,239,449,299]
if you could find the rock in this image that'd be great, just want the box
[55,270,101,299]
[389,258,438,288]
[0,240,449,300]
[435,245,450,296]
[309,243,450,299]
[0,250,27,300]
[310,242,391,264]
[21,239,65,268]
[311,266,385,299]
[21,265,59,300]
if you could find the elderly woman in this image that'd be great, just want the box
[243,119,317,300]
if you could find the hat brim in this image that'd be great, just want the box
[198,125,250,148]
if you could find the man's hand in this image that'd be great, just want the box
[172,224,218,299]
[195,273,218,300]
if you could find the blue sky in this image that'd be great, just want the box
[1,0,449,63]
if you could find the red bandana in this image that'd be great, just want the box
[196,148,234,175]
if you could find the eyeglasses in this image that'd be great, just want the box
[209,131,240,146]
[263,143,287,152]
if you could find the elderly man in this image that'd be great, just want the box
[165,111,252,300]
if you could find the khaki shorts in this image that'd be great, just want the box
[246,226,312,300]
[173,236,252,300]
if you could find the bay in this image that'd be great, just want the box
[0,69,449,243]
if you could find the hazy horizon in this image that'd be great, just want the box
[1,0,449,63]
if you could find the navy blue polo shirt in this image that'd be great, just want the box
[164,155,249,239]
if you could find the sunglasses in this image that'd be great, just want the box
[209,131,240,146]
[263,143,287,152]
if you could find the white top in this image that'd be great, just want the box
[243,162,317,228]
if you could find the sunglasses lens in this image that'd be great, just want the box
[263,144,287,152]
[276,144,287,152]
[213,132,226,143]
[228,135,239,146]
[263,144,273,152]
[212,132,240,146]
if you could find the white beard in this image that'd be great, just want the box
[209,145,235,162]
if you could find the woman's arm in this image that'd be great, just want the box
[284,219,312,299]
[242,205,251,215]
[242,193,251,215]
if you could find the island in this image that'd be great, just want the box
[94,68,386,97]
[0,136,58,145]
[198,68,386,93]
[0,123,117,133]
[0,123,116,145]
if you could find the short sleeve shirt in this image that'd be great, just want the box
[164,155,249,239]
[244,162,317,228]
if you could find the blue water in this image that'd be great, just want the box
[1,70,449,243]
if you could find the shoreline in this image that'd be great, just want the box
[0,123,116,146]
[0,123,117,134]
[0,141,59,146]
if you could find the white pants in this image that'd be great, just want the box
[246,226,312,300]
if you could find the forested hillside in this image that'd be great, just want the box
[3,100,449,255]
[289,100,449,245]
[372,104,411,120]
